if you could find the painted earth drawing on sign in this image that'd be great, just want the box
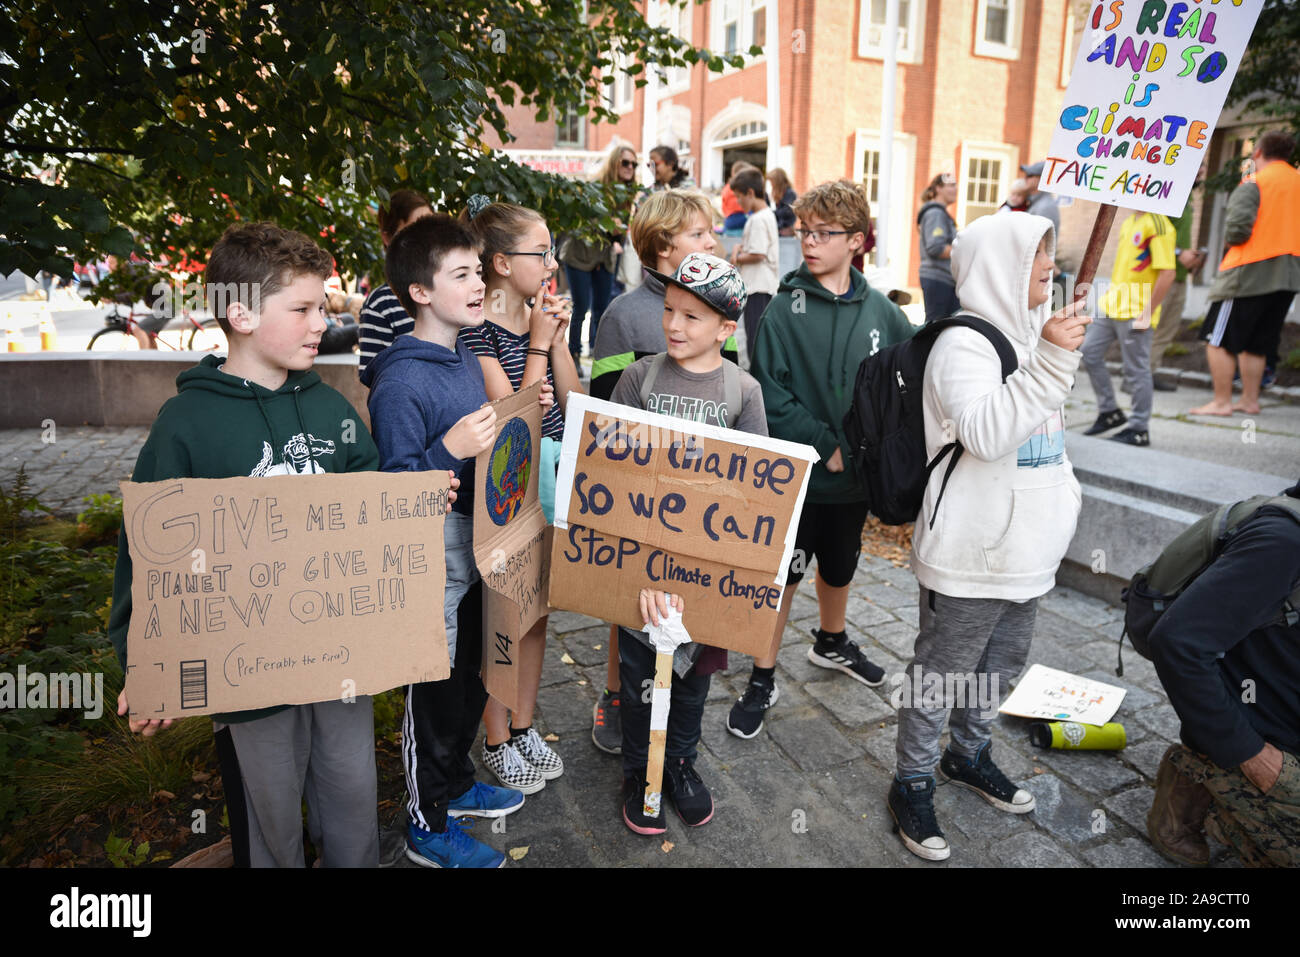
[486,416,532,526]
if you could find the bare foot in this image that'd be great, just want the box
[1232,403,1261,415]
[1187,402,1234,416]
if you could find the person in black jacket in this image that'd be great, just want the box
[1146,482,1300,867]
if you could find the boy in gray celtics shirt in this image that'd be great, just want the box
[609,251,767,835]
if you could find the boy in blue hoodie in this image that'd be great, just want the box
[365,214,551,868]
[110,222,384,867]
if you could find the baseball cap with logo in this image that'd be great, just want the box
[645,251,748,324]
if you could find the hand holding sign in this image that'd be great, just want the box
[640,595,691,820]
[445,405,498,461]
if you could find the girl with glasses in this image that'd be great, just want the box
[460,198,583,795]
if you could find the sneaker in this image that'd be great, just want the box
[511,726,564,780]
[622,773,667,836]
[404,819,505,869]
[938,742,1036,813]
[807,629,885,687]
[1110,427,1150,447]
[887,775,950,861]
[481,741,546,795]
[726,678,780,739]
[1152,379,1176,392]
[592,688,622,755]
[1083,409,1127,435]
[448,779,526,819]
[1262,367,1277,390]
[664,758,714,826]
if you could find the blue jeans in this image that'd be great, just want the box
[920,279,960,325]
[565,264,613,355]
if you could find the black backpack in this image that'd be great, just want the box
[1117,494,1300,674]
[842,314,1018,527]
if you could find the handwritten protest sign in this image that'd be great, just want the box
[1044,0,1263,216]
[999,664,1127,726]
[549,394,817,656]
[122,471,452,719]
[473,382,551,710]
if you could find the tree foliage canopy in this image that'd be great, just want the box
[1,0,749,287]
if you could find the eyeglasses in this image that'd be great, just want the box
[620,159,638,169]
[504,248,558,267]
[795,228,852,245]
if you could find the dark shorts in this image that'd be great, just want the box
[787,499,870,587]
[1199,290,1294,356]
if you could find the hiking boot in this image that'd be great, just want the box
[1147,746,1211,866]
[664,758,714,827]
[481,741,545,795]
[592,688,622,755]
[808,628,885,687]
[622,772,667,836]
[1084,409,1127,435]
[446,779,526,819]
[887,775,950,861]
[511,726,564,780]
[1110,428,1150,447]
[939,742,1035,813]
[405,819,506,869]
[726,677,780,739]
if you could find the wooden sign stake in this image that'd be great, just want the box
[643,648,675,818]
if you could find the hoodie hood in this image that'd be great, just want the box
[359,330,470,388]
[951,213,1055,347]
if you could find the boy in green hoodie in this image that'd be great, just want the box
[109,222,386,867]
[729,180,915,739]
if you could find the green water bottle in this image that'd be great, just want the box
[1029,720,1126,751]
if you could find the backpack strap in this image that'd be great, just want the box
[722,358,742,429]
[639,353,669,409]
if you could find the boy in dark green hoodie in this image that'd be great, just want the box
[108,222,384,867]
[729,180,915,740]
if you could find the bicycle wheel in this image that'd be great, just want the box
[188,318,228,353]
[87,328,141,351]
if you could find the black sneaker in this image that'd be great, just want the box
[938,742,1036,813]
[664,758,714,826]
[1084,409,1127,435]
[1110,427,1150,447]
[622,773,666,836]
[726,678,780,739]
[592,688,622,755]
[807,628,885,687]
[887,775,950,861]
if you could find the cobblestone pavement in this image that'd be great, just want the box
[0,426,1228,868]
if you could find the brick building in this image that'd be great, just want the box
[577,0,1098,289]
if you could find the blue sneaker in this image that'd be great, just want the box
[446,780,525,819]
[405,819,505,869]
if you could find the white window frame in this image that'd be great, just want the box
[858,0,926,66]
[851,128,917,272]
[956,140,1016,227]
[973,0,1023,61]
[555,107,584,149]
[604,45,637,115]
[655,0,694,96]
[708,0,767,80]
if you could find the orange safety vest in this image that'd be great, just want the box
[1220,161,1300,271]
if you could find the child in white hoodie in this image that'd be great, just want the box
[888,213,1091,862]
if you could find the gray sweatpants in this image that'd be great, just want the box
[226,698,379,867]
[895,587,1037,779]
[1081,314,1152,431]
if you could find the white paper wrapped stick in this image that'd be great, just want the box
[642,606,692,819]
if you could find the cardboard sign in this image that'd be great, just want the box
[122,471,453,719]
[1044,0,1263,216]
[999,664,1127,726]
[549,394,817,656]
[473,382,552,709]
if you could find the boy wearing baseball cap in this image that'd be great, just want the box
[609,252,768,835]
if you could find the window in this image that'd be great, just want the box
[974,0,1022,60]
[858,0,926,65]
[657,0,693,94]
[709,0,766,76]
[556,108,583,148]
[861,149,881,205]
[604,46,637,114]
[956,142,1016,226]
[852,129,917,270]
